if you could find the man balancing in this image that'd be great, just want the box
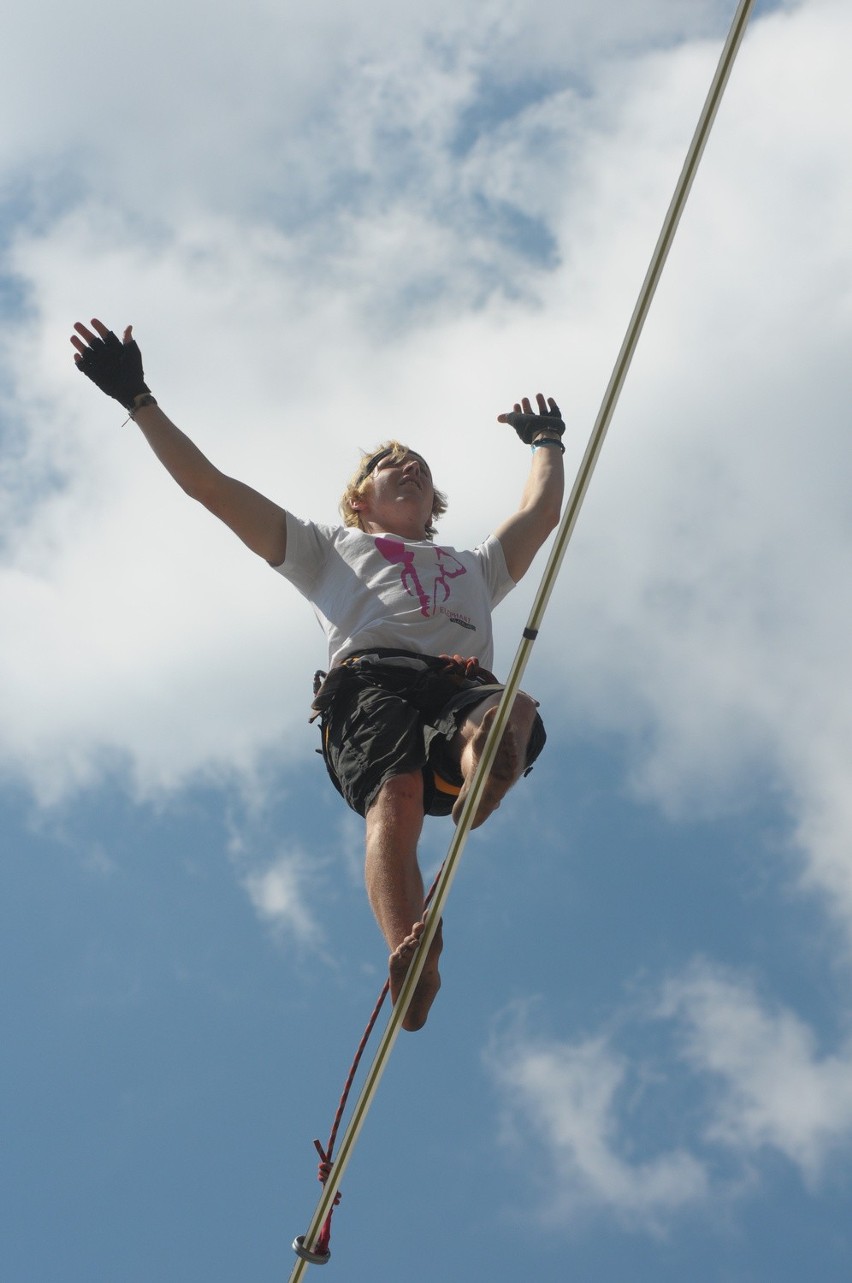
[70,318,566,1030]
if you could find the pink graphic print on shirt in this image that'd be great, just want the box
[374,537,467,617]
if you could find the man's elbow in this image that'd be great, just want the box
[539,504,562,536]
[184,467,225,509]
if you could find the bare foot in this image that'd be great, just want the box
[452,705,520,828]
[389,920,443,1032]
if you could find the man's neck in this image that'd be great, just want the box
[362,519,430,542]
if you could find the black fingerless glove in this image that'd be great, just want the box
[502,400,565,445]
[76,329,150,410]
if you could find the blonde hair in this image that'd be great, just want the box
[339,440,448,538]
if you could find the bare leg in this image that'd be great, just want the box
[364,771,443,1031]
[451,691,539,828]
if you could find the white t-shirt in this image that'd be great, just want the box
[273,517,515,669]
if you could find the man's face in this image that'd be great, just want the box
[359,450,435,534]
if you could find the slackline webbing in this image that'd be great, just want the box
[288,0,756,1271]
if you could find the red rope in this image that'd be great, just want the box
[308,864,444,1258]
[309,977,387,1257]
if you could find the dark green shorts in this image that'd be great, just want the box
[311,651,546,818]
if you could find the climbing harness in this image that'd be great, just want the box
[289,0,757,1272]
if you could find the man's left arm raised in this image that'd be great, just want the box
[492,393,565,583]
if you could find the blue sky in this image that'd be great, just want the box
[3,1,852,1280]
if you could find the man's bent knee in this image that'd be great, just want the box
[366,769,425,820]
[457,690,539,754]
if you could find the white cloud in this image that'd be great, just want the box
[660,962,852,1185]
[487,1010,709,1229]
[489,957,852,1232]
[530,0,852,927]
[242,849,324,948]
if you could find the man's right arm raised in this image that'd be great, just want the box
[71,319,287,566]
[129,397,288,566]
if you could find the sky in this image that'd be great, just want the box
[2,0,852,1279]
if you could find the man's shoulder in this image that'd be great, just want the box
[280,520,383,573]
[272,515,342,583]
[437,532,502,562]
[285,515,359,552]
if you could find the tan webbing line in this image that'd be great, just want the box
[288,1,756,1273]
